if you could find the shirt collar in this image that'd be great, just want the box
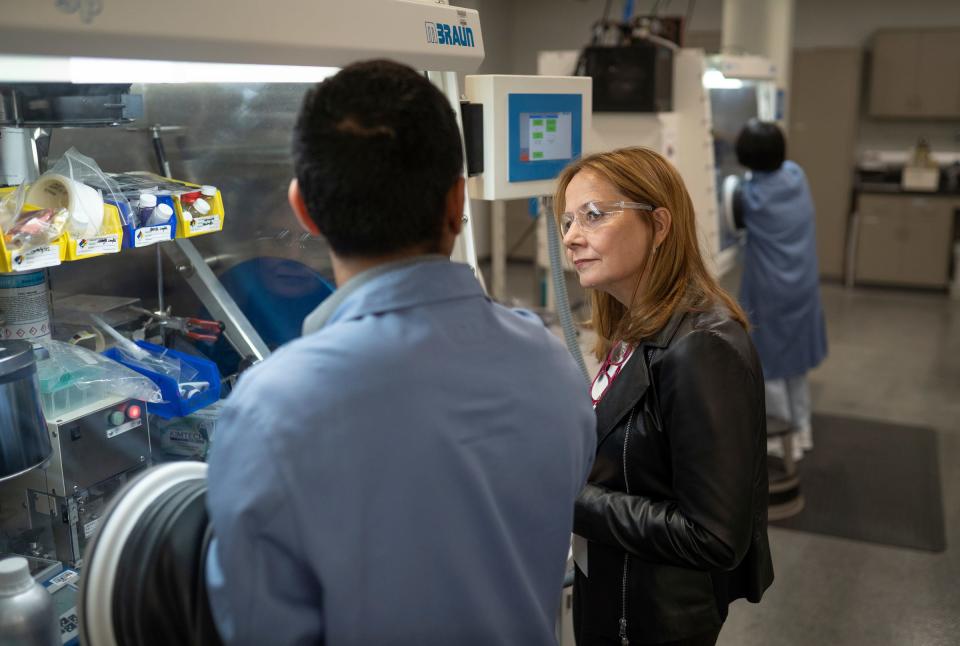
[302,255,484,335]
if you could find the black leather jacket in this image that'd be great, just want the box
[573,307,774,645]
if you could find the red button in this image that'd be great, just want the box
[126,404,142,420]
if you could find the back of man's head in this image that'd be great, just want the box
[735,119,786,172]
[292,59,463,257]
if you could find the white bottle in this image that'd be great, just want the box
[192,198,212,218]
[0,557,60,646]
[136,193,158,228]
[194,186,217,224]
[144,202,174,227]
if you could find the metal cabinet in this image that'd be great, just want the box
[790,48,861,279]
[869,29,960,118]
[855,194,958,287]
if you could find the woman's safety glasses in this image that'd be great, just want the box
[559,201,655,235]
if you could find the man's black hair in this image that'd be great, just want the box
[735,119,786,172]
[292,59,463,257]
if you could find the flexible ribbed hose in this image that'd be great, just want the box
[542,197,590,383]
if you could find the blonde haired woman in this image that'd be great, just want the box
[559,148,773,646]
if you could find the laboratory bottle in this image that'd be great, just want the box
[144,202,174,227]
[0,556,61,646]
[192,197,212,219]
[179,192,201,222]
[137,193,158,228]
[191,186,217,225]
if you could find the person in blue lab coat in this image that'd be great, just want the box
[735,119,828,460]
[203,60,597,646]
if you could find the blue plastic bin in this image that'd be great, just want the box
[108,196,178,249]
[103,340,221,419]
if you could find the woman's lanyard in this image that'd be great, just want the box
[590,341,636,408]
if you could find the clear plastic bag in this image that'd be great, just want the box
[154,401,223,460]
[90,314,199,385]
[107,172,194,195]
[105,173,193,229]
[0,182,27,233]
[32,148,132,232]
[115,344,199,385]
[3,207,70,253]
[36,340,163,419]
[1,183,70,256]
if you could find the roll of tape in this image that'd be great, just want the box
[69,329,106,352]
[26,173,104,238]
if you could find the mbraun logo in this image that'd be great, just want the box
[424,21,475,47]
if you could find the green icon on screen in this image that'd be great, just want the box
[533,151,545,159]
[532,131,544,140]
[546,120,557,132]
[532,119,544,126]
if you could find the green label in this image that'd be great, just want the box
[546,120,557,132]
[532,131,544,140]
[532,118,544,126]
[532,151,545,159]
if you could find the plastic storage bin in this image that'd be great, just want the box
[111,195,178,249]
[62,203,123,260]
[0,187,66,272]
[0,186,122,270]
[103,341,221,419]
[172,184,225,238]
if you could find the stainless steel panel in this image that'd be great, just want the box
[164,239,270,361]
[43,400,150,496]
[0,361,50,483]
[43,82,333,322]
[710,83,763,252]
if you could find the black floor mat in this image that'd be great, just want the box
[770,413,946,553]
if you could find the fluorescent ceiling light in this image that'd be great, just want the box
[0,55,339,84]
[703,69,744,90]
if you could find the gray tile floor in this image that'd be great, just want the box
[485,261,960,646]
[722,284,960,646]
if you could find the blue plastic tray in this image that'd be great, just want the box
[108,196,178,249]
[103,340,220,419]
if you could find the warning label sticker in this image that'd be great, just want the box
[11,245,60,271]
[0,271,51,342]
[189,215,221,234]
[75,234,120,256]
[83,518,100,539]
[134,225,172,247]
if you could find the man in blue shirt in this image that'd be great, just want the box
[205,60,596,645]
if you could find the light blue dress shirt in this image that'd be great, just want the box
[205,257,596,645]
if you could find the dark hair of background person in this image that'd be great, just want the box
[292,59,464,257]
[735,119,786,172]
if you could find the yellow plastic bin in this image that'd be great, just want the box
[0,187,67,273]
[62,202,123,261]
[172,183,225,238]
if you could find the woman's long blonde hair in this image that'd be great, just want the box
[553,147,748,361]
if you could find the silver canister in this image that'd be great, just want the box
[0,340,50,482]
[0,556,60,646]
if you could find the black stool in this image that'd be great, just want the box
[766,415,805,520]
